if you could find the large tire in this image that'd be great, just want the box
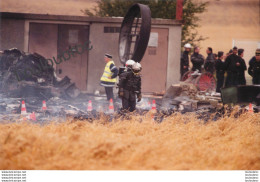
[118,3,151,64]
[195,72,216,91]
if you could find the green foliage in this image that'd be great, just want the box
[82,0,208,47]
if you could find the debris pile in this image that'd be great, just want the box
[0,48,80,100]
[163,82,222,112]
[0,48,90,122]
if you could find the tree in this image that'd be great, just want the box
[82,0,208,47]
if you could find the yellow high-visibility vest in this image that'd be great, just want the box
[100,60,117,84]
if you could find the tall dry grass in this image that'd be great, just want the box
[0,112,259,170]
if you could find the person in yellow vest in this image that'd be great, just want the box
[100,54,119,100]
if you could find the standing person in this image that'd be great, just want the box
[124,59,135,73]
[227,49,233,57]
[204,47,215,74]
[224,52,229,60]
[248,49,260,84]
[118,62,142,112]
[224,46,240,87]
[224,50,232,61]
[237,49,247,85]
[118,59,135,76]
[215,51,225,93]
[191,46,204,72]
[180,43,192,79]
[100,53,118,100]
[213,53,218,61]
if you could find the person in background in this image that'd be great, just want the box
[237,48,247,85]
[118,59,135,76]
[100,53,118,100]
[224,49,233,61]
[191,46,204,72]
[213,53,218,61]
[248,49,260,84]
[118,62,142,112]
[180,43,192,79]
[204,47,215,74]
[224,52,229,60]
[215,51,225,93]
[224,46,240,87]
[228,49,233,56]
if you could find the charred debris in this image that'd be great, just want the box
[0,48,80,100]
[0,48,93,121]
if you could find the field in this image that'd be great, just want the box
[0,111,260,170]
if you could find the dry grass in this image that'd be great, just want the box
[0,112,260,170]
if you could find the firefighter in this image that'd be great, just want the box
[118,62,142,112]
[118,59,135,76]
[215,51,225,93]
[124,59,135,72]
[100,54,118,100]
[248,49,260,84]
[180,43,192,79]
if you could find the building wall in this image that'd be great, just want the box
[0,19,25,50]
[88,22,121,93]
[28,23,58,63]
[0,13,182,94]
[141,28,169,93]
[167,25,182,88]
[195,0,259,55]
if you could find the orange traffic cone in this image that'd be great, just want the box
[87,100,93,112]
[151,100,157,113]
[248,103,253,113]
[108,98,114,114]
[42,100,47,111]
[151,100,157,119]
[21,100,27,115]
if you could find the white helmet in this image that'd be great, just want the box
[125,60,135,68]
[132,62,142,73]
[184,43,192,49]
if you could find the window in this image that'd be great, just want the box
[104,27,120,33]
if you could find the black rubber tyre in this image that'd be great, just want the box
[118,3,151,64]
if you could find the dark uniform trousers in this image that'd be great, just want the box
[105,87,114,101]
[253,75,260,84]
[252,63,260,84]
[225,71,240,87]
[122,90,136,112]
[216,71,224,93]
[180,51,189,78]
[215,59,225,92]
